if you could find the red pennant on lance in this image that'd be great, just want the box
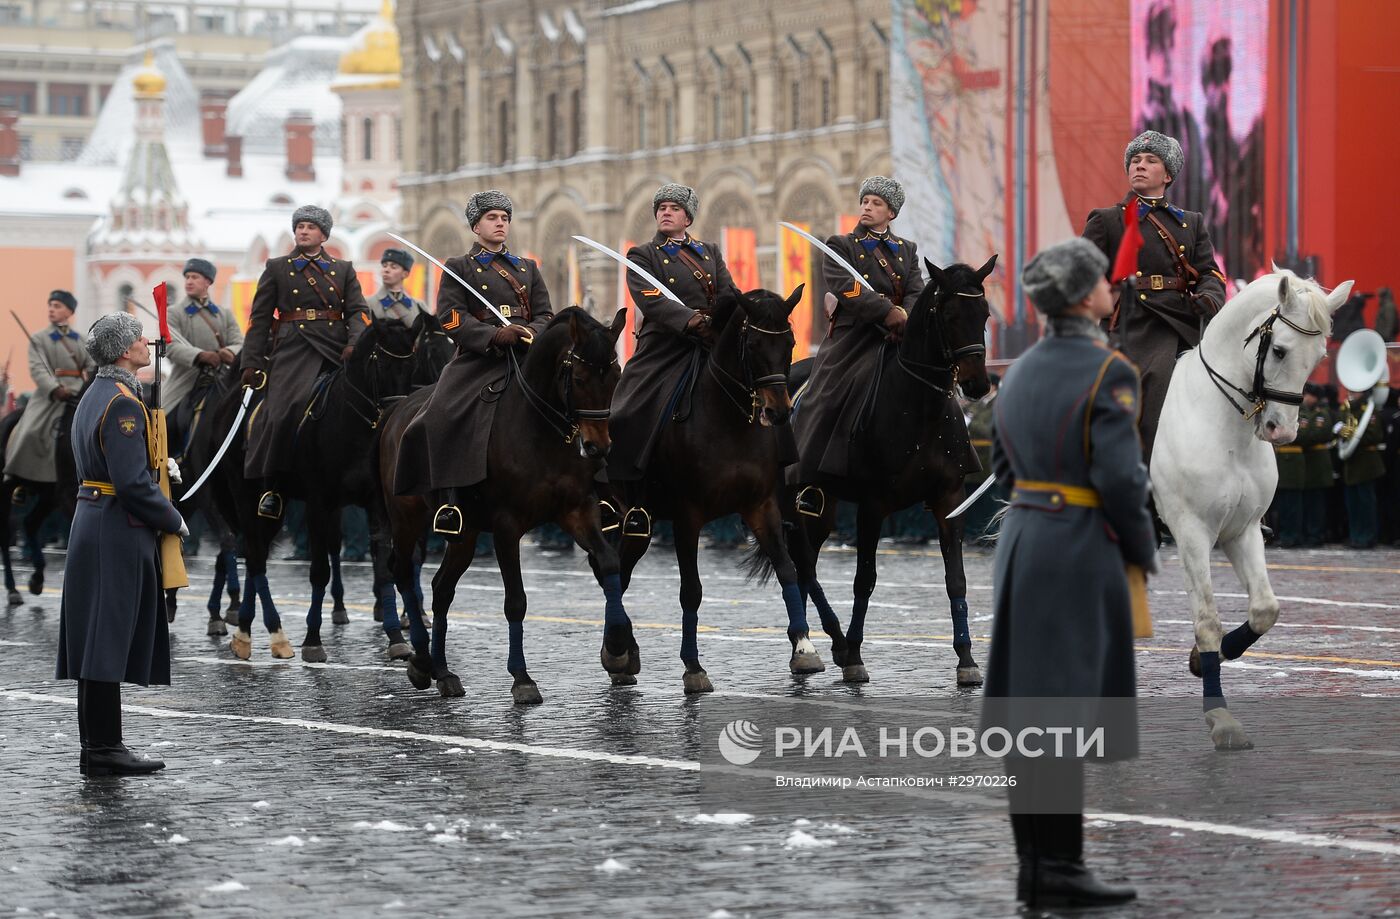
[151,283,170,343]
[1111,201,1144,284]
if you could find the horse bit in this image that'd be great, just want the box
[1199,305,1321,420]
[708,318,794,423]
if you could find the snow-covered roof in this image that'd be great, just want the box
[78,44,200,167]
[226,36,349,156]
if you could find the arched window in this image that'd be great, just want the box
[451,108,461,169]
[663,98,674,147]
[569,88,582,156]
[874,70,885,120]
[546,92,558,159]
[361,116,373,161]
[430,114,440,173]
[497,98,511,164]
[740,88,751,136]
[712,93,723,141]
[790,80,802,131]
[636,102,647,151]
[820,77,831,126]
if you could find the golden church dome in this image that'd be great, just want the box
[132,50,166,97]
[338,0,401,78]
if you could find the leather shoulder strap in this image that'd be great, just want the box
[490,260,532,318]
[1142,210,1200,285]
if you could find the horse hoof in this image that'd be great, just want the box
[7,590,21,608]
[406,656,432,690]
[230,630,252,661]
[609,673,637,687]
[301,644,328,664]
[956,665,983,687]
[842,665,870,684]
[268,630,294,660]
[386,641,412,661]
[437,675,466,698]
[27,572,42,595]
[1205,708,1255,751]
[224,608,239,625]
[511,681,543,705]
[207,619,228,637]
[683,670,714,695]
[331,607,350,625]
[789,651,825,675]
[1189,645,1202,678]
[600,643,632,675]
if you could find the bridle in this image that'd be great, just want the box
[340,328,418,430]
[707,316,794,423]
[507,345,616,444]
[896,288,987,394]
[1199,305,1322,420]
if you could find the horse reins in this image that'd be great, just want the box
[1198,306,1321,420]
[706,318,794,423]
[506,346,616,445]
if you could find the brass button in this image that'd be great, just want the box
[863,274,870,279]
[477,268,483,273]
[663,259,670,264]
[482,285,488,290]
[293,289,299,294]
[289,271,295,276]
[1136,271,1143,277]
[1139,293,1147,300]
[858,254,864,259]
[668,278,675,283]
[330,271,335,276]
[1178,245,1186,252]
[1182,223,1188,228]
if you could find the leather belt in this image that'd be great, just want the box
[1275,445,1303,454]
[1134,274,1187,292]
[1011,479,1102,509]
[79,479,116,496]
[277,309,343,322]
[55,369,83,378]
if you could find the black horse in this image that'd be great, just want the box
[752,257,996,688]
[614,285,815,694]
[378,307,628,703]
[0,390,82,606]
[216,315,440,662]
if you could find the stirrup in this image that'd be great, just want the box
[621,506,652,539]
[432,504,464,538]
[9,486,25,506]
[256,490,283,520]
[598,499,621,533]
[795,485,825,518]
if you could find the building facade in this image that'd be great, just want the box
[396,0,893,332]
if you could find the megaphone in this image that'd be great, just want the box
[1335,329,1390,460]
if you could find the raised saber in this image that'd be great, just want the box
[780,222,876,294]
[387,232,510,326]
[178,383,252,502]
[945,474,995,519]
[571,235,684,305]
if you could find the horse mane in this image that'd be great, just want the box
[541,306,615,365]
[1237,269,1334,337]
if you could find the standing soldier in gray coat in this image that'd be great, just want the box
[1082,130,1227,463]
[392,191,554,537]
[241,205,368,519]
[982,238,1156,908]
[165,257,242,456]
[606,183,739,537]
[4,290,94,490]
[371,248,429,327]
[57,313,187,776]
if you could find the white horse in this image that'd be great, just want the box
[1152,268,1353,751]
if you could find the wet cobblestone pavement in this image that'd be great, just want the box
[1,540,1397,917]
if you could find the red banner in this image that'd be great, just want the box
[780,223,814,361]
[723,227,760,292]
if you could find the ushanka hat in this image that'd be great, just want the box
[1123,130,1184,181]
[1021,238,1108,317]
[858,176,905,216]
[86,312,145,366]
[291,204,333,237]
[652,183,698,221]
[183,257,216,282]
[465,190,513,228]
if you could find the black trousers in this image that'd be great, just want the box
[77,679,123,750]
[1006,757,1085,863]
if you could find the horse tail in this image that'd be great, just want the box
[741,538,777,585]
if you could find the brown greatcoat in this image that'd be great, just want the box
[607,232,738,482]
[789,230,927,483]
[393,244,553,495]
[242,250,369,479]
[1082,193,1227,461]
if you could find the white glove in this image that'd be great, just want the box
[175,514,189,539]
[166,457,182,485]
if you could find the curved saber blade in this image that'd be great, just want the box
[178,386,252,502]
[779,222,876,293]
[387,232,509,326]
[571,235,684,305]
[946,475,995,519]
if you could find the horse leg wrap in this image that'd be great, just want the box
[1220,622,1261,660]
[782,582,808,640]
[602,574,627,630]
[808,581,840,633]
[507,620,526,675]
[1198,651,1226,711]
[378,584,401,632]
[680,605,700,664]
[847,595,869,648]
[950,597,971,648]
[257,575,280,633]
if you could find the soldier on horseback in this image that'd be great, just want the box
[606,183,740,538]
[165,257,242,460]
[392,190,554,538]
[241,205,369,519]
[1082,130,1227,462]
[371,248,429,328]
[4,290,93,495]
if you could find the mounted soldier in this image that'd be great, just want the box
[1082,130,1227,462]
[241,205,369,519]
[392,190,554,538]
[371,248,429,328]
[4,290,94,494]
[165,257,242,460]
[606,183,740,537]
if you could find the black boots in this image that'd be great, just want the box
[78,680,165,777]
[1011,812,1136,908]
[433,488,465,540]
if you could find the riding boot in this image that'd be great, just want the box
[257,482,283,520]
[81,680,165,777]
[76,680,89,773]
[432,488,465,542]
[1027,814,1136,908]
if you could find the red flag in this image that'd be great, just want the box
[151,283,170,343]
[1110,201,1143,284]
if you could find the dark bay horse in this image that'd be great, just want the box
[1,391,81,606]
[217,315,436,662]
[753,257,996,688]
[377,307,628,703]
[615,285,816,694]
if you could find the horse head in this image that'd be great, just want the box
[728,284,804,427]
[350,316,419,403]
[410,311,455,386]
[1224,270,1353,444]
[913,255,996,400]
[548,306,625,459]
